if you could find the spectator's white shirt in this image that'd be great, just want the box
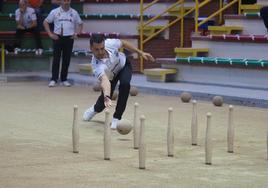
[45,6,82,36]
[91,39,126,80]
[15,7,36,28]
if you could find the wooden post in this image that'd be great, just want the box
[267,129,268,160]
[72,105,79,153]
[205,112,212,165]
[191,100,198,145]
[227,105,234,153]
[139,115,146,169]
[104,110,111,160]
[133,102,139,149]
[167,107,174,157]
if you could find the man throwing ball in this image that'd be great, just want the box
[83,34,154,129]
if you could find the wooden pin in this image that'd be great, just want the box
[139,115,146,169]
[72,105,79,153]
[104,110,111,160]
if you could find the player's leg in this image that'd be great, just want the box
[111,59,132,128]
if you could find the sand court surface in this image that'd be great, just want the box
[0,82,267,188]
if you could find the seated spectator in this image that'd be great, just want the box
[0,0,3,13]
[28,0,45,31]
[260,6,268,33]
[14,0,43,54]
[241,0,257,4]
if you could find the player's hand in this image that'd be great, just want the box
[20,7,26,13]
[49,33,59,40]
[104,95,113,108]
[17,25,25,30]
[71,33,78,39]
[141,52,155,62]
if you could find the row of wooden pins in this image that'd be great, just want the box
[193,102,235,164]
[191,100,235,152]
[103,105,146,169]
[132,102,147,169]
[166,102,236,165]
[72,102,268,168]
[72,104,146,169]
[206,105,234,164]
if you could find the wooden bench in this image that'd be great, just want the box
[240,4,262,13]
[77,64,93,75]
[174,47,209,58]
[143,68,177,82]
[137,25,164,37]
[168,6,193,17]
[208,26,243,35]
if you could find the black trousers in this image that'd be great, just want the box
[94,59,132,120]
[15,27,43,49]
[51,36,74,82]
[0,0,3,12]
[241,0,257,4]
[34,7,44,31]
[260,6,268,31]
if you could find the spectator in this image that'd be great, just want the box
[260,6,268,33]
[241,0,257,4]
[14,0,43,54]
[43,0,83,87]
[28,0,45,31]
[51,0,61,10]
[0,0,4,13]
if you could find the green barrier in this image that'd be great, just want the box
[205,57,217,64]
[244,12,260,18]
[215,58,231,65]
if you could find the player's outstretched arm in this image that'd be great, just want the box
[99,74,112,108]
[121,40,155,62]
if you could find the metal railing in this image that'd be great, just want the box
[139,0,242,72]
[195,0,242,32]
[140,0,197,71]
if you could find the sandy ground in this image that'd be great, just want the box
[0,82,268,188]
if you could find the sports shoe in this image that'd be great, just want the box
[37,48,43,55]
[83,106,97,121]
[48,80,56,87]
[61,81,71,87]
[14,48,20,54]
[111,118,119,130]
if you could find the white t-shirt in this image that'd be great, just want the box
[15,7,36,28]
[91,39,126,80]
[45,7,82,36]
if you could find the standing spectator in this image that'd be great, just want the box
[14,0,43,54]
[260,6,268,33]
[49,0,61,31]
[43,0,83,87]
[51,0,61,10]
